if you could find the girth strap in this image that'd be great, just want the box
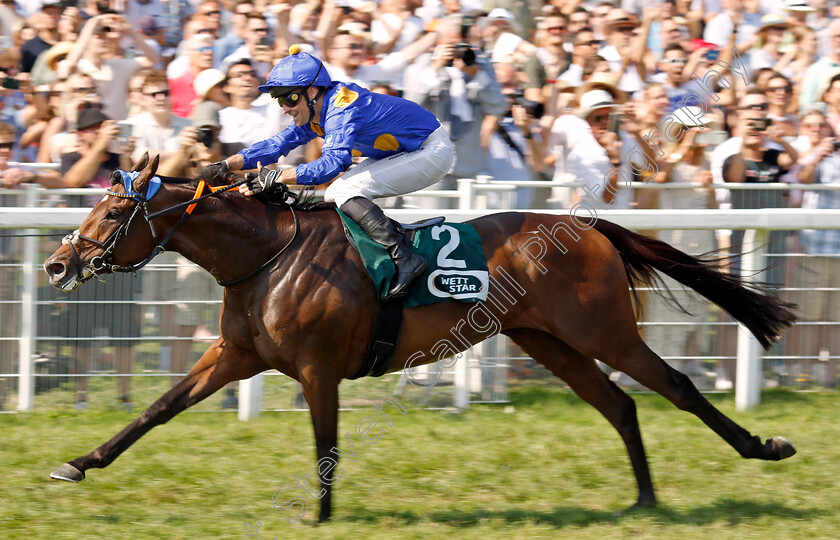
[349,299,404,379]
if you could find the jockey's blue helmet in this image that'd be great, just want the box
[258,44,332,97]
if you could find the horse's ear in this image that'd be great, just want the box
[149,154,160,177]
[110,170,122,186]
[131,152,149,173]
[131,153,161,195]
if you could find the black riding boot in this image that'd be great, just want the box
[340,197,427,300]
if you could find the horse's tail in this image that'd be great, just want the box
[591,219,797,349]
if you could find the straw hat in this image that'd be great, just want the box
[42,42,74,71]
[604,8,640,29]
[193,69,226,100]
[576,72,627,104]
[577,89,619,118]
[814,67,840,102]
[758,13,790,32]
[784,0,816,12]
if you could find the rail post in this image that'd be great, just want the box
[735,228,767,411]
[17,183,38,411]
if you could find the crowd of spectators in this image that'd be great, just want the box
[1,0,839,407]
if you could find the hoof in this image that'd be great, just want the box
[767,436,796,460]
[50,463,85,482]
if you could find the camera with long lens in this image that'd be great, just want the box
[448,15,478,67]
[508,89,544,119]
[197,127,214,147]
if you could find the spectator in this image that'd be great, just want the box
[791,108,840,379]
[403,14,506,208]
[557,26,599,88]
[215,0,251,61]
[190,67,229,122]
[323,24,437,91]
[56,108,140,409]
[799,18,840,110]
[19,0,61,73]
[218,60,295,158]
[567,7,593,40]
[816,69,840,134]
[644,106,719,381]
[127,69,191,162]
[750,14,791,74]
[765,72,798,136]
[534,9,569,82]
[599,8,651,95]
[548,81,634,209]
[487,56,546,208]
[59,13,161,121]
[169,33,216,118]
[370,0,426,56]
[483,0,534,40]
[703,0,762,49]
[124,0,166,31]
[220,13,273,79]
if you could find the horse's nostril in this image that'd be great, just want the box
[49,262,65,277]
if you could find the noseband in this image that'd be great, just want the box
[63,173,300,287]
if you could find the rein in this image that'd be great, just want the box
[64,175,300,288]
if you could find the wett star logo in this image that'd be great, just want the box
[427,269,488,300]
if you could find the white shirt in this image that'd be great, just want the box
[126,111,193,162]
[549,114,632,209]
[325,53,408,90]
[218,96,286,148]
[73,58,142,122]
[371,13,424,53]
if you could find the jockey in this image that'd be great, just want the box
[202,45,454,300]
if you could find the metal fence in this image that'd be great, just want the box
[1,180,838,416]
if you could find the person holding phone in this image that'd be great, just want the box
[548,78,634,209]
[220,13,274,80]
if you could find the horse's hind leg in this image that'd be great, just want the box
[50,338,267,482]
[505,328,656,507]
[598,337,795,461]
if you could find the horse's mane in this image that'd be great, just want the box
[174,171,338,212]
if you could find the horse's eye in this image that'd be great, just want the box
[105,209,121,221]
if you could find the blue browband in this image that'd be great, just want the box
[107,170,162,201]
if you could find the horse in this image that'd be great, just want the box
[44,153,797,522]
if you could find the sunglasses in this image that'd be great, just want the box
[201,9,221,16]
[739,103,768,111]
[270,87,306,107]
[0,141,14,149]
[768,85,791,92]
[145,89,170,98]
[74,86,98,94]
[229,70,256,78]
[546,26,565,32]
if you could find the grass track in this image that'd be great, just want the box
[2,387,838,539]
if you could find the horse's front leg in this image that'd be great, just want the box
[300,368,340,523]
[51,338,267,482]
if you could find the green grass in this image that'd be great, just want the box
[2,387,838,539]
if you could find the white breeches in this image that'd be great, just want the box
[324,126,454,207]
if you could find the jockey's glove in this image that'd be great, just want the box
[245,168,281,194]
[201,160,230,181]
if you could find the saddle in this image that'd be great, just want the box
[344,216,444,380]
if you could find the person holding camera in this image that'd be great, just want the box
[487,56,546,208]
[722,88,798,209]
[220,13,274,80]
[58,13,161,121]
[403,14,506,209]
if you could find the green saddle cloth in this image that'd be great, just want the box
[337,209,490,307]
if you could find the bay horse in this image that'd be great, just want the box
[45,154,797,522]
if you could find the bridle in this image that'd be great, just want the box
[62,173,301,288]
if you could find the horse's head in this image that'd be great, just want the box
[44,153,161,292]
